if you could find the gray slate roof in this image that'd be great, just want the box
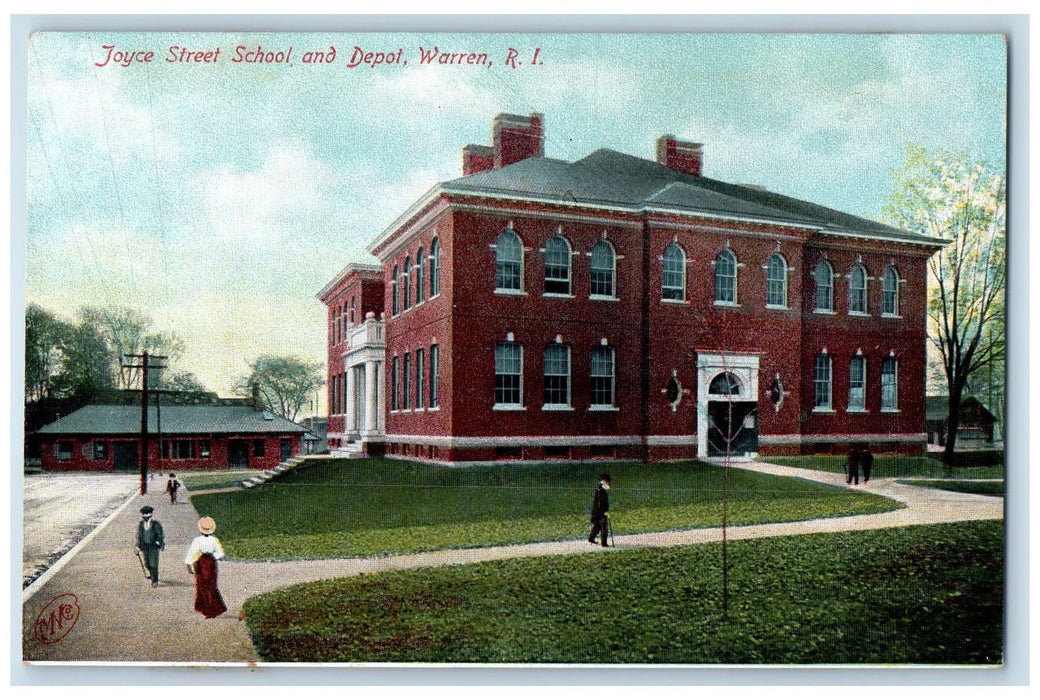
[442,148,940,246]
[35,404,307,436]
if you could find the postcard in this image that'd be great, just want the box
[18,24,1011,674]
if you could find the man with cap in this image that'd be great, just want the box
[135,505,165,587]
[588,473,611,547]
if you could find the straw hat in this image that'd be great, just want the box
[197,517,216,534]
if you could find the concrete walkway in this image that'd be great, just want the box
[21,460,1003,664]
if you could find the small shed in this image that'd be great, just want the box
[925,395,996,447]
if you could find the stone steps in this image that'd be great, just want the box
[240,457,307,489]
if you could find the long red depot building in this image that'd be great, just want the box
[319,112,943,465]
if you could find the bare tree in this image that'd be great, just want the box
[239,355,325,422]
[883,145,1005,461]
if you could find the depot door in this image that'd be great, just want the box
[229,440,249,468]
[113,442,138,471]
[707,401,759,457]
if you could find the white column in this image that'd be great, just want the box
[375,362,386,433]
[345,365,355,435]
[364,360,378,435]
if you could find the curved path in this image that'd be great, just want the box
[21,460,1002,664]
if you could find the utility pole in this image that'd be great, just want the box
[122,352,167,495]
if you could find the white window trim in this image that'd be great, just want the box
[661,243,687,302]
[589,294,619,302]
[493,226,525,294]
[588,405,620,412]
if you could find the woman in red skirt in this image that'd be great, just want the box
[185,516,227,618]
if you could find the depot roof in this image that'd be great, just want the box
[35,405,308,436]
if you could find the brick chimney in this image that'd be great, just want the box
[462,144,495,175]
[657,135,703,177]
[494,112,544,168]
[461,113,545,175]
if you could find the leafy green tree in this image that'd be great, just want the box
[163,371,208,394]
[240,355,324,422]
[54,312,117,401]
[883,145,1005,460]
[24,304,71,402]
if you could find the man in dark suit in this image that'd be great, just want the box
[861,449,874,483]
[588,473,611,547]
[136,505,165,587]
[846,449,860,486]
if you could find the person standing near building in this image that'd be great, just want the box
[185,516,228,619]
[588,473,611,547]
[135,506,165,588]
[861,449,874,484]
[846,449,860,486]
[165,473,181,504]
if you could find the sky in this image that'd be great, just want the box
[23,31,1008,411]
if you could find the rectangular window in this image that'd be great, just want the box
[495,342,523,407]
[430,344,439,408]
[590,346,615,407]
[543,344,571,407]
[199,440,211,459]
[166,440,196,460]
[93,441,108,461]
[391,357,399,410]
[814,354,832,410]
[416,348,425,408]
[403,353,411,409]
[56,441,74,460]
[849,356,866,411]
[253,439,266,458]
[882,358,899,410]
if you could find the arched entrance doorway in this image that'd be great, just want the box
[696,353,760,459]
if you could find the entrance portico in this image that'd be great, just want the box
[696,351,760,460]
[344,312,386,445]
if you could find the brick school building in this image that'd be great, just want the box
[321,113,942,464]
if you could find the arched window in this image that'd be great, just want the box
[814,260,833,312]
[391,265,399,316]
[429,238,440,297]
[662,243,686,301]
[495,228,523,292]
[590,240,616,298]
[849,262,868,314]
[766,253,788,307]
[714,250,737,304]
[882,265,899,316]
[709,372,741,395]
[416,247,425,304]
[544,234,571,295]
[349,297,356,325]
[403,256,411,310]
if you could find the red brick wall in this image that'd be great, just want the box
[382,214,455,439]
[40,434,301,471]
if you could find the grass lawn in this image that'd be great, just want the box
[899,479,1005,497]
[179,471,254,492]
[245,520,1003,664]
[189,458,900,559]
[763,455,1005,480]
